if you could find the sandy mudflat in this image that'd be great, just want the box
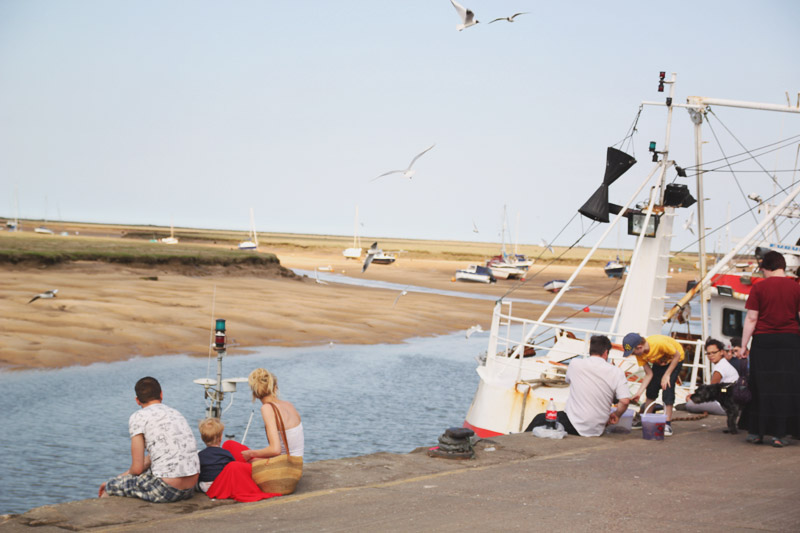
[0,248,695,370]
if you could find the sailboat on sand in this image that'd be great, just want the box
[343,205,362,259]
[238,208,259,251]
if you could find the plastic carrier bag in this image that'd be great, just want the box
[531,422,567,439]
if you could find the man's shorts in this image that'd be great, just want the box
[646,361,683,405]
[105,470,194,503]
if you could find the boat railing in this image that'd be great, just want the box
[492,300,710,393]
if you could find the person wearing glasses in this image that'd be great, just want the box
[686,338,740,416]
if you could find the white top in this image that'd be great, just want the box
[565,356,631,437]
[280,423,305,457]
[712,358,739,384]
[129,403,200,478]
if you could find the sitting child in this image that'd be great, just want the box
[197,418,234,493]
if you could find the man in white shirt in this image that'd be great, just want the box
[526,335,631,437]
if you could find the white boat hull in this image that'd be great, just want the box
[343,247,362,259]
[456,271,493,283]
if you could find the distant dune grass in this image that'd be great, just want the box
[0,219,699,268]
[0,232,280,267]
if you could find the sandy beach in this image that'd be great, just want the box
[0,243,696,370]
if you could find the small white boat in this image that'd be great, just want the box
[455,265,496,283]
[238,208,258,250]
[487,256,527,280]
[343,206,362,259]
[160,218,178,244]
[371,251,396,265]
[604,257,626,278]
[543,279,567,293]
[34,226,54,235]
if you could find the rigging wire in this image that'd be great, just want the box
[707,109,783,189]
[498,215,599,301]
[673,179,800,256]
[704,116,764,231]
[612,105,643,157]
[679,132,800,172]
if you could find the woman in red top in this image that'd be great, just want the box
[739,251,800,447]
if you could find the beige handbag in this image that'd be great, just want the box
[250,403,303,495]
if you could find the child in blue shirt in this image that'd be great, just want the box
[197,418,234,493]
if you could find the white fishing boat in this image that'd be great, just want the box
[463,73,800,437]
[343,205,362,259]
[455,265,496,283]
[238,208,258,250]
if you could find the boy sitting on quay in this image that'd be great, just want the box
[99,376,200,503]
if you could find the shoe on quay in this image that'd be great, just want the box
[664,422,673,437]
[632,414,642,429]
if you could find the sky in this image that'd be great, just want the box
[1,0,799,252]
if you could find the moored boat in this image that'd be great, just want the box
[604,257,626,278]
[455,265,496,283]
[543,279,567,293]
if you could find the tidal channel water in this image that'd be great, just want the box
[0,332,486,515]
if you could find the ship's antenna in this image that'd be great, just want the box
[205,285,217,380]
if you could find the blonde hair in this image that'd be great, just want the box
[248,368,279,401]
[198,417,225,446]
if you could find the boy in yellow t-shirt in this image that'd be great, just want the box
[622,333,684,436]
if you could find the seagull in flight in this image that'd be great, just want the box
[392,287,409,308]
[539,239,554,254]
[371,144,435,182]
[29,289,58,303]
[450,0,479,31]
[472,220,479,233]
[489,12,529,24]
[683,210,696,235]
[465,324,484,339]
[362,242,379,273]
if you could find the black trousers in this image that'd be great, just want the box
[525,411,580,435]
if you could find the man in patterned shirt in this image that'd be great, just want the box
[99,377,200,502]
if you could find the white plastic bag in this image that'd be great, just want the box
[531,422,567,439]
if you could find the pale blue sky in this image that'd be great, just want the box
[1,0,798,251]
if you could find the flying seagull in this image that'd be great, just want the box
[683,210,696,235]
[371,144,435,182]
[450,0,479,31]
[29,289,58,303]
[472,220,479,233]
[362,242,379,273]
[465,324,484,339]
[392,288,409,308]
[539,239,554,254]
[488,12,529,24]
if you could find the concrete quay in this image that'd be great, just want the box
[3,416,799,532]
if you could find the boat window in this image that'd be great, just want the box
[722,307,745,337]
